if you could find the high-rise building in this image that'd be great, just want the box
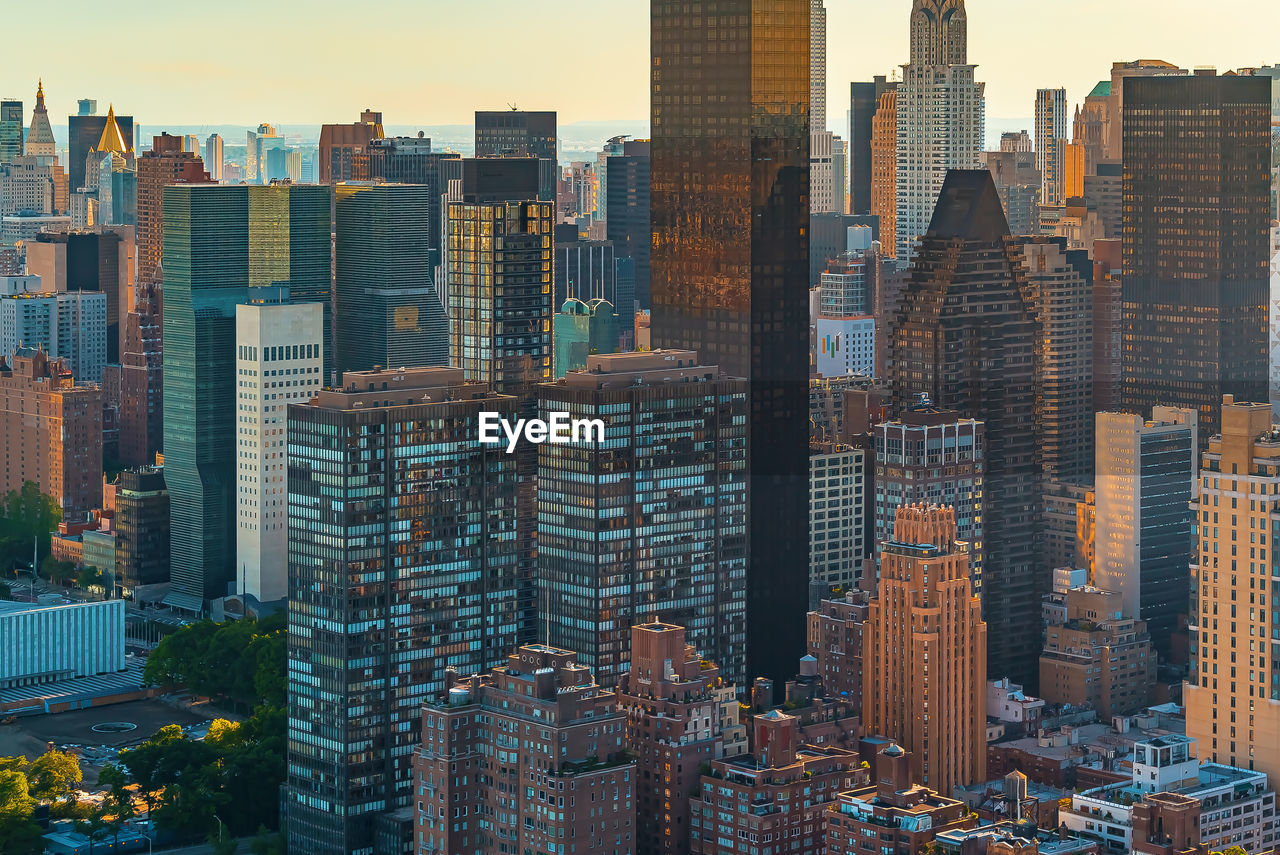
[285,367,520,855]
[359,136,461,276]
[833,134,848,214]
[318,109,383,183]
[1040,586,1155,718]
[870,85,899,255]
[1035,88,1068,205]
[1022,237,1094,484]
[1083,160,1122,239]
[986,145,1040,237]
[889,169,1041,686]
[809,441,867,593]
[1121,72,1272,438]
[112,466,169,596]
[162,183,331,610]
[245,123,280,184]
[0,99,22,164]
[26,81,55,159]
[203,134,223,181]
[334,183,448,374]
[0,347,101,518]
[865,504,987,793]
[874,405,985,589]
[811,130,837,213]
[67,101,134,194]
[136,133,212,287]
[806,587,871,706]
[849,77,896,216]
[234,294,323,606]
[1101,59,1189,162]
[27,229,127,362]
[474,109,557,201]
[0,284,107,383]
[1185,397,1280,781]
[554,222,617,308]
[1092,239,1123,412]
[895,0,985,259]
[551,297,618,377]
[1093,408,1196,658]
[651,0,811,691]
[603,138,650,310]
[538,351,749,686]
[264,146,301,183]
[118,284,162,467]
[811,0,826,132]
[618,621,743,855]
[446,159,552,397]
[413,643,636,855]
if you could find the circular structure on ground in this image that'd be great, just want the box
[90,722,137,734]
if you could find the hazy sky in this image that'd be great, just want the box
[4,0,1277,131]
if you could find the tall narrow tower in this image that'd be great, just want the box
[26,80,56,158]
[865,503,987,793]
[895,0,985,259]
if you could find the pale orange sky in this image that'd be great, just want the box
[3,0,1276,129]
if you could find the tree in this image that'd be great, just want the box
[27,747,82,804]
[208,829,239,855]
[74,810,109,855]
[76,565,103,590]
[0,767,44,855]
[251,824,285,855]
[97,764,137,850]
[0,482,61,574]
[40,554,77,586]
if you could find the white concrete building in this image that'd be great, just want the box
[809,443,866,591]
[1061,736,1277,855]
[895,0,985,260]
[236,298,323,604]
[986,677,1045,725]
[0,599,125,688]
[816,315,875,377]
[0,287,107,382]
[810,0,826,132]
[1035,88,1068,205]
[810,130,836,214]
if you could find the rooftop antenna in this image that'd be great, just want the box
[508,102,519,112]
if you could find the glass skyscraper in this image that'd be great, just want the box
[650,0,812,689]
[162,183,330,609]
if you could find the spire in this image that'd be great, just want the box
[26,79,55,157]
[36,79,44,103]
[909,0,967,66]
[95,104,129,154]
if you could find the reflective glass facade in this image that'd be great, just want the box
[650,0,812,689]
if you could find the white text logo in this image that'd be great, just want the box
[479,412,605,453]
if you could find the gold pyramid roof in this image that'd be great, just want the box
[95,104,130,154]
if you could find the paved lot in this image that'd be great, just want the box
[0,698,212,761]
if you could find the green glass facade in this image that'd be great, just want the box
[162,184,331,607]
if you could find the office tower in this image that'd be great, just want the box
[816,232,876,377]
[334,183,448,374]
[235,294,322,606]
[1092,239,1122,413]
[360,136,461,275]
[692,709,864,855]
[537,351,749,686]
[870,86,898,254]
[809,441,866,592]
[1082,161,1123,240]
[285,367,520,855]
[26,81,55,158]
[833,135,848,213]
[1022,237,1094,484]
[1035,88,1068,205]
[136,133,212,286]
[113,466,169,596]
[618,621,743,855]
[594,135,627,226]
[162,183,331,610]
[552,297,618,377]
[0,99,22,163]
[811,130,836,213]
[245,123,280,184]
[1000,130,1032,152]
[554,222,617,307]
[1093,409,1196,657]
[474,109,557,201]
[811,0,826,131]
[0,348,102,518]
[118,284,162,468]
[849,77,896,216]
[318,109,383,183]
[895,0,985,259]
[1042,480,1090,574]
[874,405,985,588]
[865,504,987,792]
[0,286,107,383]
[0,154,56,217]
[889,169,1040,686]
[1040,586,1155,718]
[68,102,134,194]
[1101,59,1189,161]
[1186,398,1280,781]
[446,158,551,397]
[264,145,301,183]
[203,134,223,181]
[1121,73,1272,439]
[986,145,1040,237]
[414,644,635,855]
[651,0,810,690]
[26,229,126,361]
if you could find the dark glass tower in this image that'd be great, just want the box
[0,100,22,163]
[1120,72,1271,438]
[334,183,447,373]
[474,110,558,202]
[650,0,811,689]
[889,169,1043,689]
[68,109,134,192]
[848,76,896,215]
[162,184,331,609]
[604,139,651,310]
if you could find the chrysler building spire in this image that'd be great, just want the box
[909,0,967,66]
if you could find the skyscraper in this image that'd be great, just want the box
[870,85,899,254]
[474,109,557,201]
[848,77,896,216]
[537,351,749,686]
[162,183,331,610]
[604,138,650,310]
[285,367,520,855]
[68,102,134,193]
[1035,88,1068,205]
[203,134,223,181]
[811,129,837,213]
[810,0,826,132]
[136,133,212,287]
[26,81,56,158]
[318,109,383,183]
[334,183,448,374]
[1121,72,1271,439]
[895,0,985,259]
[360,136,461,276]
[0,99,22,164]
[118,284,162,467]
[1093,408,1196,658]
[889,169,1041,687]
[245,123,280,184]
[1185,397,1280,782]
[651,0,811,691]
[865,503,987,793]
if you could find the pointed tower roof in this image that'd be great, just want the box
[925,169,1011,243]
[95,105,130,154]
[27,79,56,155]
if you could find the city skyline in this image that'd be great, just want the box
[3,0,1277,130]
